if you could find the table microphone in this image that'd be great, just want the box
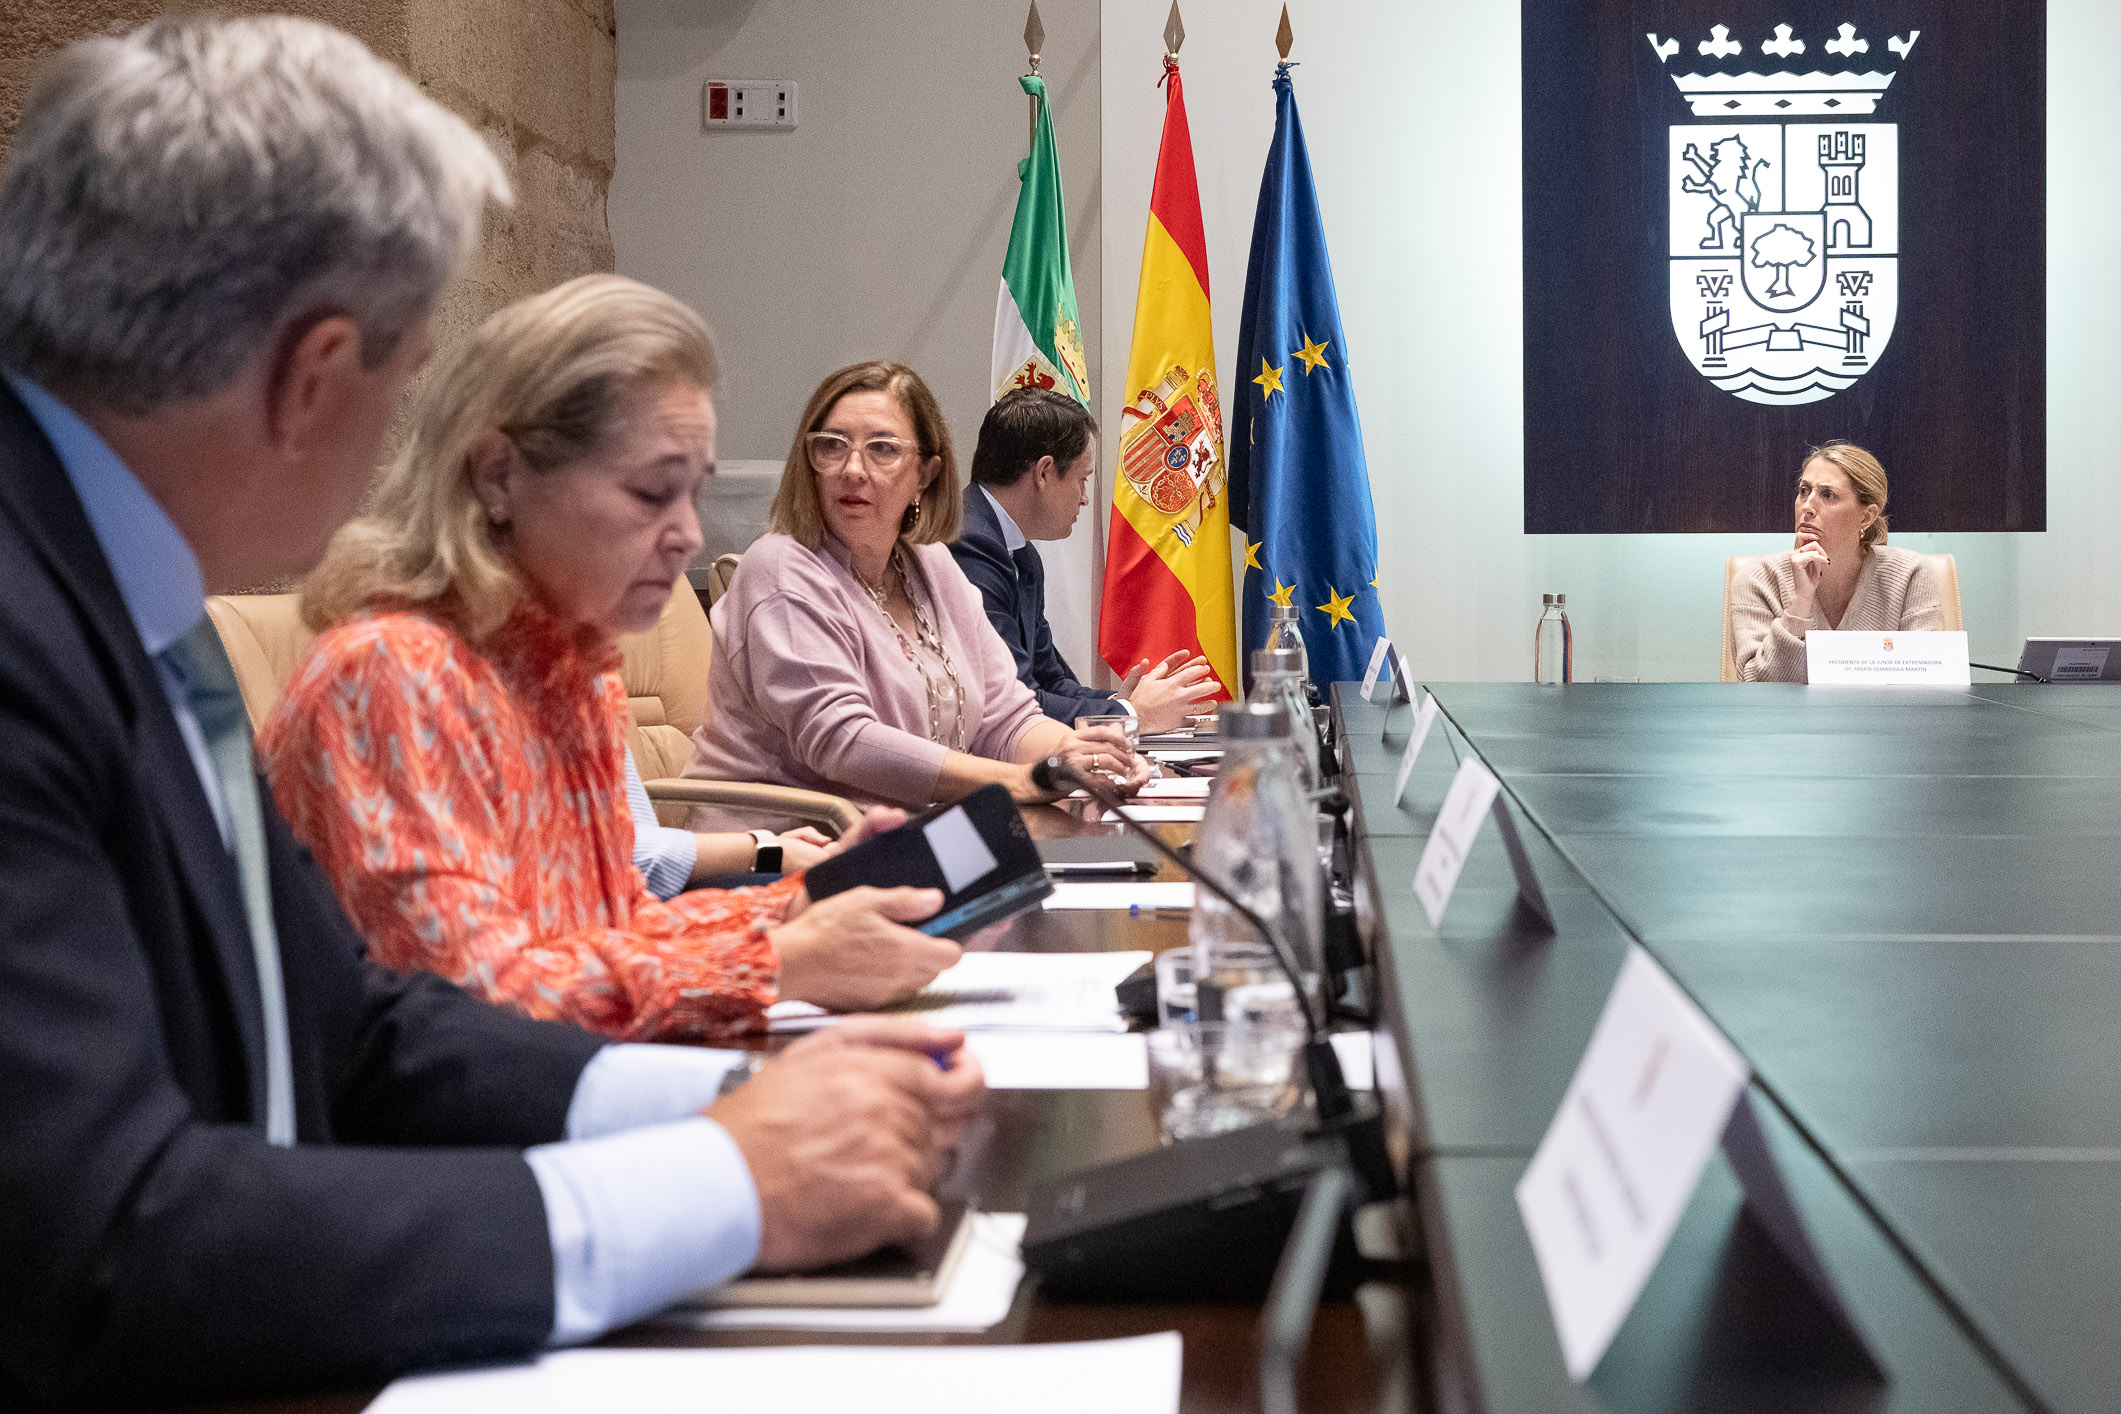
[1031,755,1356,1127]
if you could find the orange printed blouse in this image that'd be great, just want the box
[259,600,799,1043]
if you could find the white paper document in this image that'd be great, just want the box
[1806,629,1971,686]
[1330,1030,1374,1091]
[1136,775,1213,799]
[1361,637,1393,700]
[1043,881,1194,911]
[1102,804,1207,823]
[1392,691,1440,806]
[1411,757,1504,927]
[1514,947,1750,1381]
[967,1032,1149,1089]
[665,1213,1030,1332]
[768,951,1151,1033]
[366,1332,1183,1414]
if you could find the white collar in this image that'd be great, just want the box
[979,484,1029,554]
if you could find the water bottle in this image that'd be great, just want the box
[1534,593,1573,684]
[1262,604,1312,700]
[1190,701,1325,999]
[1251,646,1319,791]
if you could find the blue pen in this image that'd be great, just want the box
[1128,903,1192,919]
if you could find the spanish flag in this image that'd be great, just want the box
[1097,55,1236,699]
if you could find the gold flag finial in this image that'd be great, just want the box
[1024,0,1044,74]
[1163,1,1185,56]
[1276,5,1293,60]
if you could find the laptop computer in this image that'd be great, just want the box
[2016,638,2121,683]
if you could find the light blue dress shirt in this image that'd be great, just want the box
[625,744,699,900]
[6,370,762,1343]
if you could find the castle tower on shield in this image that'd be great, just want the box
[1819,131,1873,249]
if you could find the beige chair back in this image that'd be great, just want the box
[205,593,314,729]
[1722,551,1964,682]
[702,552,742,607]
[618,586,716,822]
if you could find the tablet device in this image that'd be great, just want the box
[801,783,1052,940]
[687,1201,976,1309]
[2017,637,2121,683]
[1038,834,1162,877]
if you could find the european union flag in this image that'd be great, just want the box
[1228,65,1386,691]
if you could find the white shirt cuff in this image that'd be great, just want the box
[529,1117,762,1343]
[563,1042,747,1140]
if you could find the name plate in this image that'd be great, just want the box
[1360,637,1394,701]
[1412,757,1553,930]
[1516,947,1871,1380]
[1806,629,1970,686]
[1392,690,1439,806]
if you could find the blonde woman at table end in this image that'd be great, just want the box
[1730,441,1948,683]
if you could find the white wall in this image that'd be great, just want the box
[617,1,2118,684]
[611,0,1106,669]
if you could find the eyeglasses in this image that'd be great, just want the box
[807,432,925,474]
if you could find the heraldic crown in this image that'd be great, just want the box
[1648,22,1920,115]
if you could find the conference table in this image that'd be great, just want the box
[1346,681,2121,1414]
[195,800,1406,1414]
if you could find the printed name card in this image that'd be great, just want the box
[1392,691,1439,806]
[1412,757,1553,930]
[1806,629,1970,686]
[1381,650,1420,739]
[1515,947,1872,1381]
[1361,637,1394,701]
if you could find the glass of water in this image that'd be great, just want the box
[1074,713,1140,787]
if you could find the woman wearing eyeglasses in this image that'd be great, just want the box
[683,361,1147,812]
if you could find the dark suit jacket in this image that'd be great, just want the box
[950,486,1119,725]
[0,382,609,1409]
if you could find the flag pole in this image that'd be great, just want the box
[1023,1,1044,154]
[1164,0,1185,58]
[1276,4,1293,62]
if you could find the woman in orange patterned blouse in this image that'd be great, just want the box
[259,275,962,1042]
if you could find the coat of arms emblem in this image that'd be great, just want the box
[1655,23,1918,405]
[1118,363,1226,546]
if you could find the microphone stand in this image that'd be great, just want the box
[1970,661,2048,683]
[1037,757,1357,1127]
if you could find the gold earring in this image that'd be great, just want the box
[902,501,922,534]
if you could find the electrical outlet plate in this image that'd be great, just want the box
[703,80,798,130]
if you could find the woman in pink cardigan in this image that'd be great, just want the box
[687,361,1147,811]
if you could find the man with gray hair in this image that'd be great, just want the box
[0,15,979,1407]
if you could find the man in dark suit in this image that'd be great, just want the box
[954,388,1216,734]
[0,16,978,1408]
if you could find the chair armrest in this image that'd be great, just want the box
[643,777,863,836]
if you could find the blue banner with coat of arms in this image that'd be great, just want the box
[1228,65,1386,691]
[1523,1,2044,534]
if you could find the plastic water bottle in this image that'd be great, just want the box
[1262,604,1312,700]
[1190,701,1325,999]
[1534,593,1573,684]
[1251,646,1319,791]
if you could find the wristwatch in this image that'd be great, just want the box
[749,828,783,873]
[716,1051,769,1098]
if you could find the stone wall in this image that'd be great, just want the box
[0,0,615,349]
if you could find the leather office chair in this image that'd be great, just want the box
[1721,551,1964,682]
[701,551,742,607]
[206,585,858,834]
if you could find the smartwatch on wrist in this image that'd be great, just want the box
[749,828,783,873]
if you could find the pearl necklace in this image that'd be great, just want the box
[857,547,968,750]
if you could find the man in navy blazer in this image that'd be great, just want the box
[953,388,1216,734]
[0,17,977,1408]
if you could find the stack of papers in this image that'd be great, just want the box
[367,1333,1183,1414]
[1042,881,1194,911]
[667,1213,1029,1333]
[1101,803,1208,824]
[764,952,1155,1090]
[1135,776,1212,799]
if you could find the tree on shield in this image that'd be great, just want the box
[1749,222,1818,298]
